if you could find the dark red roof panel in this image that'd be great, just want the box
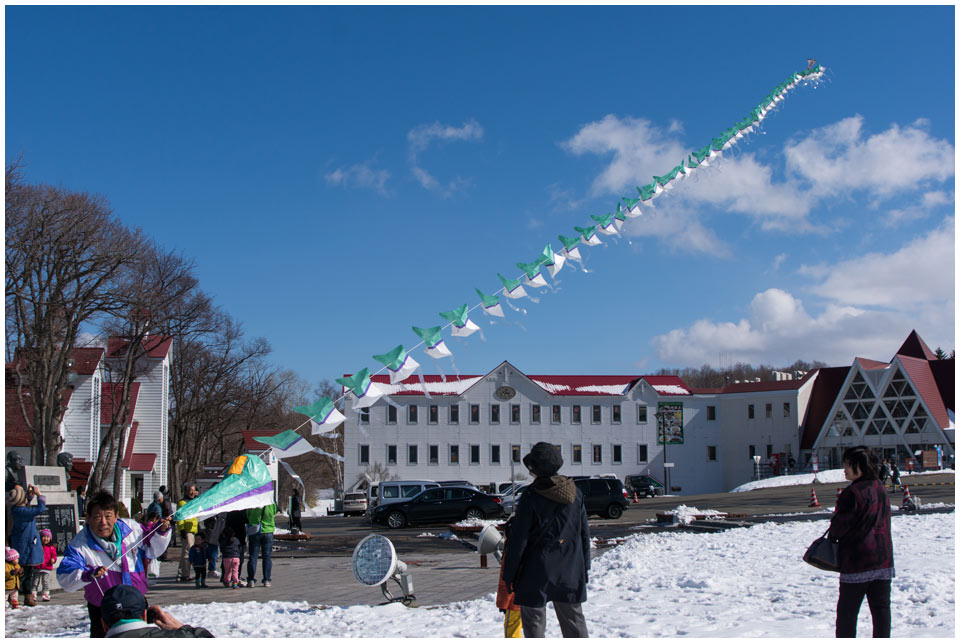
[854,357,889,371]
[100,382,140,425]
[70,348,105,375]
[120,422,139,468]
[929,358,954,412]
[5,386,34,447]
[126,453,156,472]
[241,429,284,451]
[897,355,950,429]
[800,367,850,449]
[107,336,173,359]
[895,330,936,361]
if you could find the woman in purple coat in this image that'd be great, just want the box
[829,446,894,638]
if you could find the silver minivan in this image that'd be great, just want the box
[369,480,440,511]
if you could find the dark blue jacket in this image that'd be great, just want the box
[501,476,590,607]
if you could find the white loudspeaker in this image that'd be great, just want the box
[477,524,504,562]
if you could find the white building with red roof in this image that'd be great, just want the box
[5,336,172,510]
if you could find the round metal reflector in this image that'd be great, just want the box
[352,533,398,586]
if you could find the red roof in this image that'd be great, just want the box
[69,459,93,491]
[70,348,105,375]
[241,430,284,451]
[528,375,641,396]
[5,384,34,447]
[929,359,954,412]
[100,382,140,425]
[107,336,173,359]
[800,366,850,449]
[897,355,950,429]
[126,453,156,472]
[854,357,889,371]
[895,330,936,361]
[639,375,692,396]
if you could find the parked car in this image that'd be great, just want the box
[370,480,440,510]
[497,484,527,515]
[438,480,478,489]
[573,477,629,519]
[625,474,665,498]
[342,492,368,516]
[370,486,503,529]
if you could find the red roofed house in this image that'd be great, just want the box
[5,336,172,508]
[802,330,954,470]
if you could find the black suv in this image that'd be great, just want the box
[573,477,629,519]
[625,474,665,498]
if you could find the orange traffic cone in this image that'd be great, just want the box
[901,485,912,509]
[632,491,639,504]
[808,488,820,507]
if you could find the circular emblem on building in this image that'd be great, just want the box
[495,386,516,400]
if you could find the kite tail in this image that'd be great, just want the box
[280,460,307,498]
[415,369,433,399]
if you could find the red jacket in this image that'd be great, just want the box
[40,544,57,571]
[829,478,894,575]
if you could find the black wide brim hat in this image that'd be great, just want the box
[522,441,563,477]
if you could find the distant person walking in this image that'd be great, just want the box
[888,460,901,489]
[502,442,590,638]
[176,484,200,582]
[289,491,303,532]
[829,446,894,638]
[245,503,276,588]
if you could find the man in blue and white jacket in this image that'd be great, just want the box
[58,490,172,638]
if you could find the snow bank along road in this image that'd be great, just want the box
[6,510,953,637]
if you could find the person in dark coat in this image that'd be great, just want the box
[222,510,247,584]
[10,484,46,607]
[100,584,214,637]
[289,491,303,532]
[829,446,894,638]
[501,442,590,638]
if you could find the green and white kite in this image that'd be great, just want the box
[253,429,344,462]
[336,368,387,409]
[439,304,480,338]
[293,397,344,436]
[372,345,420,383]
[173,455,274,522]
[517,260,548,289]
[537,244,565,278]
[498,273,528,299]
[413,325,452,359]
[476,288,504,318]
[574,225,601,246]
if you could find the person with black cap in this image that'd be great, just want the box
[501,442,590,638]
[99,584,214,638]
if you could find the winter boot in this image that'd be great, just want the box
[41,592,50,601]
[24,594,37,607]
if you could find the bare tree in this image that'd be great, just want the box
[5,162,138,465]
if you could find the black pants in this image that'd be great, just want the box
[87,602,107,638]
[19,565,35,596]
[836,579,891,638]
[194,565,207,586]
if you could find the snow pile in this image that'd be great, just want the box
[452,517,504,528]
[6,512,953,638]
[731,468,953,493]
[661,505,726,524]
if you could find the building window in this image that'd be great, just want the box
[470,444,480,464]
[360,408,370,424]
[766,444,773,458]
[572,405,582,424]
[511,404,521,423]
[408,405,418,424]
[429,404,438,424]
[387,406,397,424]
[765,403,772,419]
[491,404,501,424]
[707,406,716,421]
[572,444,582,464]
[592,405,602,424]
[638,405,648,423]
[531,404,541,424]
[707,445,717,461]
[552,405,561,423]
[748,404,755,420]
[612,405,621,424]
[408,444,418,464]
[637,444,648,463]
[387,444,397,465]
[449,404,459,424]
[449,445,459,464]
[470,404,480,423]
[491,444,501,464]
[784,402,791,417]
[612,444,622,464]
[749,445,756,459]
[359,444,369,465]
[429,444,438,465]
[592,444,602,464]
[511,444,521,463]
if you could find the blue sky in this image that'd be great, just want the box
[6,5,955,387]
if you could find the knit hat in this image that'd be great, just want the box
[100,584,148,626]
[5,547,19,562]
[6,486,26,506]
[40,529,52,539]
[522,442,564,477]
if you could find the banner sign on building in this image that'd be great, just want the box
[657,402,684,445]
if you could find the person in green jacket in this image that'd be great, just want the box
[244,503,276,588]
[176,485,200,582]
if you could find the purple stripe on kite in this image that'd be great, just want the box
[203,482,275,513]
[319,407,336,424]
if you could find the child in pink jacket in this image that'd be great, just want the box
[34,529,58,601]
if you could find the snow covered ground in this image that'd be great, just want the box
[6,510,953,638]
[730,468,952,493]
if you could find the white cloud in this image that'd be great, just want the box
[772,253,787,271]
[784,115,955,197]
[325,161,391,196]
[883,190,953,227]
[408,120,483,195]
[651,218,955,366]
[625,206,731,258]
[562,114,954,244]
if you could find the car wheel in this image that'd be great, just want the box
[465,508,485,521]
[606,504,624,519]
[387,511,406,529]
